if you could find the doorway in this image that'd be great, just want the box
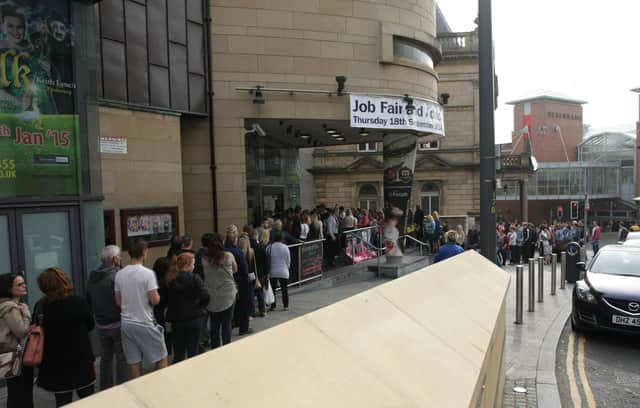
[0,207,83,308]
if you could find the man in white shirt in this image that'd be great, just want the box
[115,239,168,379]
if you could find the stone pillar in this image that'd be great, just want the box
[520,178,529,221]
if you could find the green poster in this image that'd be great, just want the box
[0,113,80,196]
[0,0,79,198]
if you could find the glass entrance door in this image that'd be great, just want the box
[1,207,82,307]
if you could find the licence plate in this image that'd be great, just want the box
[612,315,640,327]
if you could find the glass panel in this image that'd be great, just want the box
[393,38,434,68]
[21,212,72,306]
[0,216,10,274]
[431,196,440,212]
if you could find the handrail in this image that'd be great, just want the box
[286,238,325,249]
[341,225,379,235]
[399,234,431,257]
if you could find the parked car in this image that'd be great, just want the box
[571,245,640,334]
[621,231,640,245]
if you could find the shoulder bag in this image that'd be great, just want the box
[23,302,44,367]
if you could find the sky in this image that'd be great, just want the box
[436,0,640,144]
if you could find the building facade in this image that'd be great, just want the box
[309,28,481,222]
[2,0,488,291]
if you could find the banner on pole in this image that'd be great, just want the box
[350,94,445,136]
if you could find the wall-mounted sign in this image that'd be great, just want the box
[350,94,445,136]
[120,207,179,249]
[0,0,80,198]
[100,136,127,154]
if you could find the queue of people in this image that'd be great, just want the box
[0,218,298,406]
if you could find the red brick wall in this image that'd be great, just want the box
[511,100,583,162]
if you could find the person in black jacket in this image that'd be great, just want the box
[165,252,210,363]
[86,245,127,390]
[152,256,172,354]
[37,267,95,407]
[250,228,269,317]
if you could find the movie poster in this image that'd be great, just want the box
[0,0,80,198]
[383,133,418,232]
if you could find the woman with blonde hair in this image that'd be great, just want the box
[165,252,209,363]
[238,233,265,317]
[36,267,95,406]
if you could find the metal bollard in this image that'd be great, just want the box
[528,259,535,312]
[580,246,586,263]
[551,253,557,295]
[537,257,544,303]
[515,265,524,324]
[560,252,567,289]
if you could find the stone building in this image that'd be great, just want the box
[309,26,481,221]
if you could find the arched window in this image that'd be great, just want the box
[359,184,378,211]
[420,183,440,214]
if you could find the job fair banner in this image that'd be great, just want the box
[350,93,445,136]
[0,0,81,198]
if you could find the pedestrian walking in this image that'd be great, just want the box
[592,221,602,254]
[267,232,291,311]
[36,267,96,407]
[86,245,127,390]
[0,273,33,408]
[115,239,168,379]
[165,252,210,363]
[203,233,237,348]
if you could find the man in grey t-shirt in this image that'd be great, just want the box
[115,239,168,378]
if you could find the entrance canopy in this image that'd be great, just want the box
[245,118,442,148]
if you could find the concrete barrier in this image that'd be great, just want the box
[72,251,509,407]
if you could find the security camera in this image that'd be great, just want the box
[336,76,347,95]
[244,124,267,137]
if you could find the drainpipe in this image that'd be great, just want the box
[204,0,219,232]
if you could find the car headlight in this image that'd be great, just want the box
[576,281,597,304]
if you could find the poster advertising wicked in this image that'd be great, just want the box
[383,133,418,232]
[0,0,80,198]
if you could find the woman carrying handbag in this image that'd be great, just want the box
[0,273,34,408]
[35,267,96,407]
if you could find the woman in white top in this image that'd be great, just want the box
[202,233,237,348]
[267,232,291,311]
[299,213,310,241]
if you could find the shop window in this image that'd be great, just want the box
[358,142,377,153]
[418,140,440,151]
[420,183,440,215]
[359,184,378,210]
[393,37,435,69]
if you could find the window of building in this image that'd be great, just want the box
[359,184,378,210]
[418,140,440,151]
[393,37,435,69]
[358,142,377,153]
[420,183,440,215]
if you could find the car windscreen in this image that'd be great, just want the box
[590,251,640,277]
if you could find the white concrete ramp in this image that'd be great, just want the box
[72,251,510,407]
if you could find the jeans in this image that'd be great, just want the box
[172,318,201,363]
[592,240,600,254]
[97,326,128,390]
[54,384,94,407]
[6,364,33,408]
[270,278,289,309]
[210,305,234,349]
[235,281,251,334]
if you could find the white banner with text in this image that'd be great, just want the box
[350,94,445,136]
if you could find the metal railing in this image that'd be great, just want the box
[341,225,385,278]
[399,234,431,256]
[284,238,325,288]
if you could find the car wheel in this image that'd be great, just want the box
[570,315,580,332]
